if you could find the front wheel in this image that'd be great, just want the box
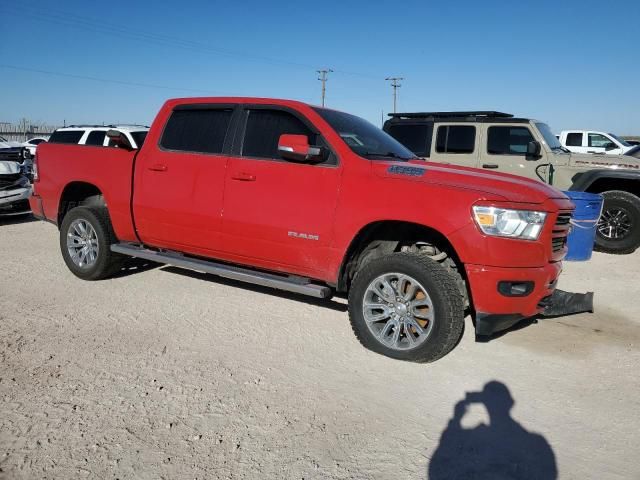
[595,191,640,255]
[348,252,465,363]
[59,206,123,280]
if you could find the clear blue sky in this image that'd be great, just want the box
[1,0,639,134]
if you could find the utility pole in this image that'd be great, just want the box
[317,68,333,107]
[385,76,404,113]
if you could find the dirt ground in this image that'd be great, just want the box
[1,216,639,479]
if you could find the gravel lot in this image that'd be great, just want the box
[1,216,639,479]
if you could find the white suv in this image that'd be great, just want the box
[48,125,149,149]
[558,130,633,155]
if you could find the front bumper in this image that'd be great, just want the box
[0,186,32,215]
[466,262,562,336]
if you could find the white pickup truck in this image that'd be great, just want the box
[558,130,633,155]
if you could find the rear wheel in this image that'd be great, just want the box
[348,252,464,363]
[59,206,123,280]
[595,191,640,255]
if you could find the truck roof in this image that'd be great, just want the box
[164,96,320,109]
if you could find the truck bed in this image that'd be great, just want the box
[34,143,139,242]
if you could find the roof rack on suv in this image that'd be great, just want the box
[62,124,149,129]
[64,124,117,129]
[388,111,514,119]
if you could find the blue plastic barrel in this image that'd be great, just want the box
[563,191,603,261]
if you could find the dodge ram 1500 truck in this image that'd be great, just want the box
[30,97,578,362]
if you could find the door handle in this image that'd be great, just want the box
[148,164,167,172]
[231,172,256,181]
[482,164,499,169]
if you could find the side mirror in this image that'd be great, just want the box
[106,129,133,150]
[526,140,541,160]
[277,134,324,163]
[605,143,617,151]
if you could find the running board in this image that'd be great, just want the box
[110,243,332,299]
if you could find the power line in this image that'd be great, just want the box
[317,69,333,107]
[1,3,380,81]
[0,64,212,94]
[385,77,404,113]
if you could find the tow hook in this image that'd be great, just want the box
[539,289,594,317]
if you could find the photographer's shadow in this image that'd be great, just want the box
[428,381,557,480]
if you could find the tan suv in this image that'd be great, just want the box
[384,111,640,254]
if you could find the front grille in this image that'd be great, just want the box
[555,213,572,226]
[551,211,572,253]
[0,149,24,161]
[0,175,22,189]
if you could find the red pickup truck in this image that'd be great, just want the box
[30,97,577,362]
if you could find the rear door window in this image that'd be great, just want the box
[85,130,106,146]
[160,108,233,154]
[386,124,432,157]
[435,125,475,153]
[48,130,84,144]
[487,126,535,155]
[566,132,583,146]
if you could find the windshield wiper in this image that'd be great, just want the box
[362,151,413,161]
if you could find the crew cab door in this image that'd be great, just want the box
[586,132,621,155]
[220,106,341,277]
[478,124,553,180]
[133,104,238,253]
[428,123,480,168]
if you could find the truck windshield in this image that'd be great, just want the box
[608,133,631,147]
[313,107,417,161]
[535,123,563,150]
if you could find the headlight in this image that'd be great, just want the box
[472,206,547,240]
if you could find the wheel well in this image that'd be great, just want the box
[57,182,105,226]
[337,221,463,292]
[586,178,640,197]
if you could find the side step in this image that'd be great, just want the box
[110,243,333,299]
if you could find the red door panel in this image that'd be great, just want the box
[222,158,341,276]
[133,149,230,252]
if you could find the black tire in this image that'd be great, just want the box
[348,252,464,363]
[59,206,123,280]
[594,190,640,255]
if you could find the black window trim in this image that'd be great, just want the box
[435,124,476,154]
[486,125,536,156]
[157,103,241,156]
[233,104,339,167]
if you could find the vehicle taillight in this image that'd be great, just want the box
[32,152,39,182]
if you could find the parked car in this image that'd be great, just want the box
[48,125,149,149]
[0,135,33,181]
[0,161,31,216]
[557,130,633,155]
[23,137,48,156]
[624,139,640,146]
[30,97,581,363]
[383,111,640,254]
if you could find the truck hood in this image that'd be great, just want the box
[376,160,566,204]
[568,152,640,171]
[0,140,23,149]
